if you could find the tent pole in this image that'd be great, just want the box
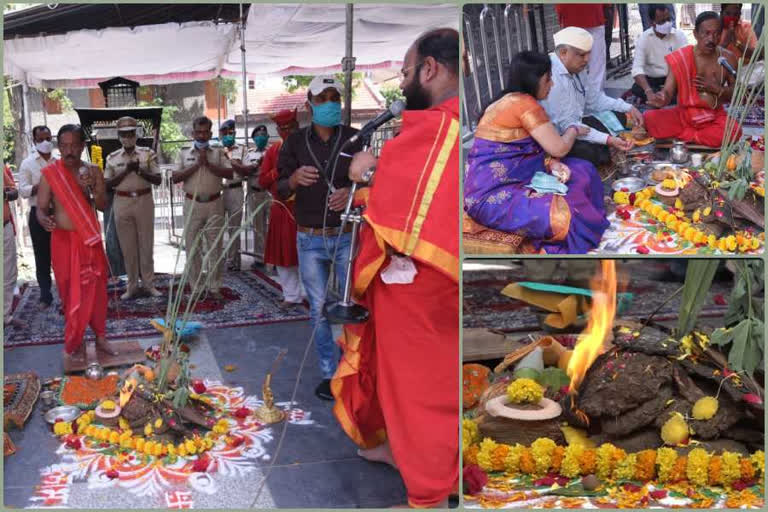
[240,3,249,149]
[217,76,222,134]
[343,3,355,126]
[21,80,32,154]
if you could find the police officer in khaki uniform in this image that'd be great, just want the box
[243,125,270,267]
[104,116,163,300]
[219,120,245,271]
[172,116,232,300]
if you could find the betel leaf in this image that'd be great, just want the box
[677,261,719,337]
[538,367,570,391]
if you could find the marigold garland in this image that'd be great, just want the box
[462,418,479,455]
[468,438,764,490]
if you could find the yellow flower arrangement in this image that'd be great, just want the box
[670,455,688,482]
[580,449,597,476]
[477,438,499,472]
[613,191,630,205]
[740,458,755,481]
[721,451,742,487]
[686,448,711,486]
[519,447,535,475]
[506,378,544,405]
[491,444,511,472]
[614,453,638,480]
[530,437,557,476]
[550,445,565,473]
[596,443,625,480]
[708,455,723,486]
[560,444,585,478]
[502,443,524,473]
[462,418,479,454]
[464,444,480,466]
[656,447,678,483]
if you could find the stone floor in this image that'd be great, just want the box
[4,320,415,508]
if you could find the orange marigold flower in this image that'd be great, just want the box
[670,455,688,483]
[635,450,657,481]
[519,448,536,475]
[740,458,755,481]
[492,444,511,472]
[708,456,723,486]
[464,444,480,466]
[551,446,565,473]
[580,449,597,475]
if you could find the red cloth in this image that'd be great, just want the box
[332,97,460,507]
[258,141,298,267]
[42,160,108,354]
[555,4,606,28]
[644,45,742,147]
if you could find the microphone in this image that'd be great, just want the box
[347,100,406,145]
[79,165,93,199]
[717,56,738,77]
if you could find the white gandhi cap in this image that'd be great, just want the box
[553,26,594,52]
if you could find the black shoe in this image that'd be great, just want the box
[314,379,333,401]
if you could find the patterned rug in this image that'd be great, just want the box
[596,204,764,255]
[3,270,308,348]
[462,262,730,331]
[27,380,314,509]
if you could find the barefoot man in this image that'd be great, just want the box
[37,124,119,369]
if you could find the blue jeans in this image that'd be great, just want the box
[297,231,352,379]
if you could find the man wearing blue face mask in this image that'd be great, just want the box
[277,75,363,400]
[219,120,245,271]
[243,125,270,268]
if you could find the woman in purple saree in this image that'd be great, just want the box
[464,52,608,254]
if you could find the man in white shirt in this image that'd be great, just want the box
[18,125,57,309]
[539,27,642,168]
[631,5,689,104]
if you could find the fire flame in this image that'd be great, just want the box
[567,260,617,395]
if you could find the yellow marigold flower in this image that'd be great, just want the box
[674,209,685,218]
[721,451,741,487]
[118,417,130,430]
[692,231,705,244]
[135,438,145,451]
[519,447,535,475]
[154,418,163,429]
[707,234,718,248]
[718,238,728,252]
[476,438,498,472]
[503,444,525,474]
[676,221,690,235]
[506,378,544,405]
[613,191,629,205]
[738,243,750,253]
[153,443,164,457]
[661,412,689,445]
[185,439,197,455]
[726,236,738,252]
[703,206,712,216]
[177,444,187,457]
[144,423,153,437]
[109,431,120,444]
[462,418,479,452]
[463,444,479,466]
[635,450,657,481]
[686,448,711,486]
[122,438,135,449]
[751,238,760,250]
[530,438,557,476]
[204,437,214,449]
[750,451,764,477]
[666,218,679,230]
[674,198,683,209]
[684,227,697,241]
[692,209,701,223]
[692,396,719,420]
[662,179,677,189]
[596,443,624,480]
[614,453,638,480]
[100,400,116,411]
[143,441,154,455]
[656,447,678,483]
[560,444,585,478]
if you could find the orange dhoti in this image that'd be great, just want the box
[51,229,108,354]
[42,160,109,355]
[332,97,461,507]
[644,45,741,147]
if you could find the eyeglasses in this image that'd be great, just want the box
[382,61,425,83]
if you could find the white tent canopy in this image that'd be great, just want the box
[4,3,458,89]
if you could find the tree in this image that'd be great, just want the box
[138,98,185,163]
[3,86,16,165]
[380,85,405,108]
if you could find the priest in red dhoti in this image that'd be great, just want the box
[331,28,460,508]
[37,124,118,369]
[258,109,303,306]
[644,11,741,148]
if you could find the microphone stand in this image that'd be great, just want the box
[324,141,372,325]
